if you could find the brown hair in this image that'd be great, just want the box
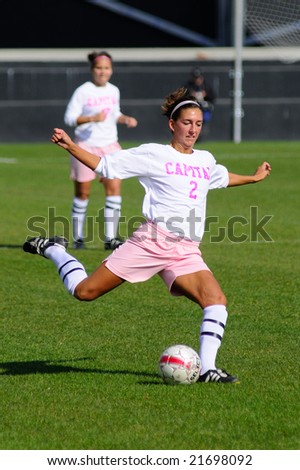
[161,87,201,120]
[87,51,113,67]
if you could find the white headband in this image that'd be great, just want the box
[170,100,200,119]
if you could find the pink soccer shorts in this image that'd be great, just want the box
[104,221,210,296]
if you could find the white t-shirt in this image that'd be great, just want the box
[95,143,229,242]
[64,81,122,147]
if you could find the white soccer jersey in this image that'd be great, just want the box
[64,81,122,147]
[95,143,229,242]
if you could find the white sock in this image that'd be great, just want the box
[45,246,87,296]
[199,305,228,375]
[104,195,121,241]
[71,197,88,241]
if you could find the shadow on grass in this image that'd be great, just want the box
[0,357,160,383]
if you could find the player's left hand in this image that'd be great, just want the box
[253,161,272,181]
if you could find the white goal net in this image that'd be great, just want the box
[233,0,300,142]
[245,0,300,47]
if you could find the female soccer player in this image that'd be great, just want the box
[24,87,271,383]
[64,51,138,250]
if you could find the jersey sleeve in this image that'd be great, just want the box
[209,163,229,189]
[64,87,84,127]
[112,87,122,121]
[94,144,151,180]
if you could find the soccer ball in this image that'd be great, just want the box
[158,344,201,385]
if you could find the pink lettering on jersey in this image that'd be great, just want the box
[86,95,117,108]
[165,162,211,180]
[175,163,184,176]
[165,162,174,175]
[202,167,210,180]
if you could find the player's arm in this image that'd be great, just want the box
[117,114,138,128]
[76,111,107,124]
[228,161,271,187]
[51,128,101,170]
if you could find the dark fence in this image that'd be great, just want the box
[0,59,299,142]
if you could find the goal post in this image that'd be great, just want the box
[233,0,300,143]
[233,0,245,144]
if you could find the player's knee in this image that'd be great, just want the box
[74,283,98,301]
[216,292,227,306]
[200,291,227,309]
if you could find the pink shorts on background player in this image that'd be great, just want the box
[70,141,121,182]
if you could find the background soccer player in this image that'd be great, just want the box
[64,51,138,250]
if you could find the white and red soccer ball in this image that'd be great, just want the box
[158,344,201,385]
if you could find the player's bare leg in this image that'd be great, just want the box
[23,236,123,300]
[172,270,226,308]
[74,262,124,300]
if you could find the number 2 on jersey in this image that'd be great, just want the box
[189,180,198,199]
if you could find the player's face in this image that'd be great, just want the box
[170,108,203,151]
[92,58,113,86]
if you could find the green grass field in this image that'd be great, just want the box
[0,140,299,450]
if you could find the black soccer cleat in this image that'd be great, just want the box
[104,238,124,250]
[23,236,68,258]
[72,238,86,250]
[198,368,239,384]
